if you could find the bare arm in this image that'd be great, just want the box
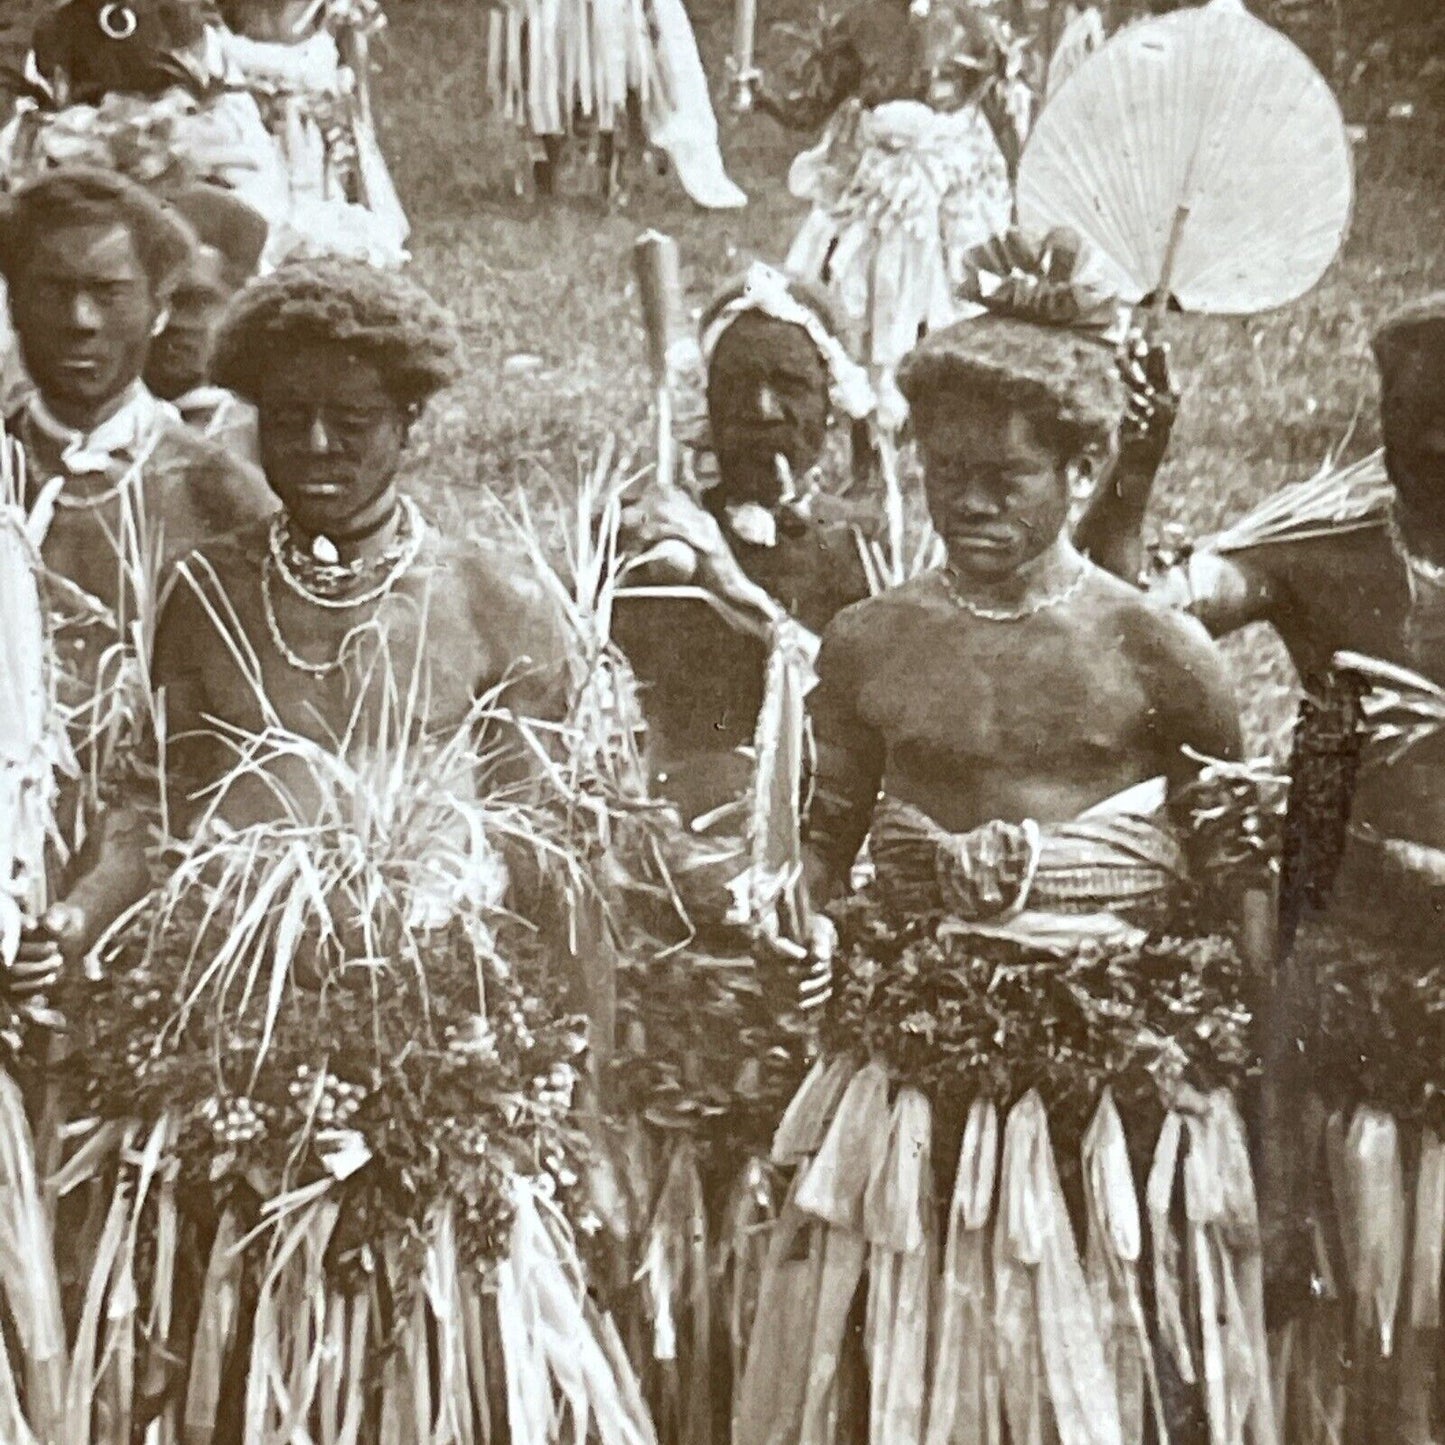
[1073,336,1178,582]
[1144,606,1244,786]
[1072,448,1160,585]
[801,612,885,905]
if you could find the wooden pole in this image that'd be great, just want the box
[732,0,759,111]
[632,231,683,492]
[1145,200,1191,338]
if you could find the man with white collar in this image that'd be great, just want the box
[2,166,272,982]
[146,182,269,465]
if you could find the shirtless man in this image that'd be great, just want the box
[3,167,271,985]
[126,260,608,1050]
[612,257,1176,897]
[1077,294,1445,1445]
[734,286,1253,1445]
[151,256,574,822]
[802,312,1241,907]
[145,183,269,463]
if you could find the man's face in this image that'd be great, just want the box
[144,249,230,401]
[706,314,830,505]
[11,221,162,429]
[257,342,408,538]
[917,400,1071,581]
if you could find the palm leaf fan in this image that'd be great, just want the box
[1044,6,1105,102]
[1016,0,1353,314]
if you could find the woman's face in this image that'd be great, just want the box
[256,341,409,539]
[706,314,830,505]
[916,398,1073,582]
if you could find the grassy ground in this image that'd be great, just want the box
[372,0,1445,756]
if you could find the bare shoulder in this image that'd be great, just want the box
[441,532,573,657]
[162,516,270,618]
[153,416,274,529]
[444,533,557,608]
[1090,565,1221,674]
[1090,566,1241,755]
[825,571,941,640]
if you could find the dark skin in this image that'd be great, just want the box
[613,320,1177,830]
[610,314,872,826]
[143,246,233,403]
[31,0,214,104]
[135,342,609,1055]
[705,312,831,506]
[12,220,164,432]
[158,343,572,828]
[11,217,270,984]
[1076,355,1445,852]
[805,399,1242,904]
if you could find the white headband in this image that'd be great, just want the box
[699,262,876,421]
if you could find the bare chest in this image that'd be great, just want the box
[853,605,1152,777]
[195,565,490,742]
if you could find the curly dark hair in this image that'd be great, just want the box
[212,257,464,411]
[898,313,1124,458]
[0,166,196,295]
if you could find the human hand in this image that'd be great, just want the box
[1117,331,1180,465]
[756,909,836,1012]
[11,902,86,998]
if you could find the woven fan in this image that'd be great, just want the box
[1044,6,1105,101]
[1016,0,1353,315]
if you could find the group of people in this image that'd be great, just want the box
[1,0,407,262]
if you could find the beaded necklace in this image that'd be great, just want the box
[939,553,1090,622]
[261,499,427,676]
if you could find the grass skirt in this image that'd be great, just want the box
[0,887,658,1441]
[1268,838,1445,1445]
[784,99,1011,376]
[221,29,410,264]
[732,900,1276,1445]
[484,0,745,208]
[605,816,813,1444]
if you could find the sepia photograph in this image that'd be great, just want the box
[0,0,1439,1439]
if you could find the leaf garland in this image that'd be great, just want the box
[820,893,1255,1142]
[64,896,594,1288]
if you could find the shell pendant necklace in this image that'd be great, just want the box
[263,498,427,676]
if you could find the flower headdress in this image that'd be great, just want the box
[699,261,876,421]
[900,227,1129,453]
[958,226,1128,346]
